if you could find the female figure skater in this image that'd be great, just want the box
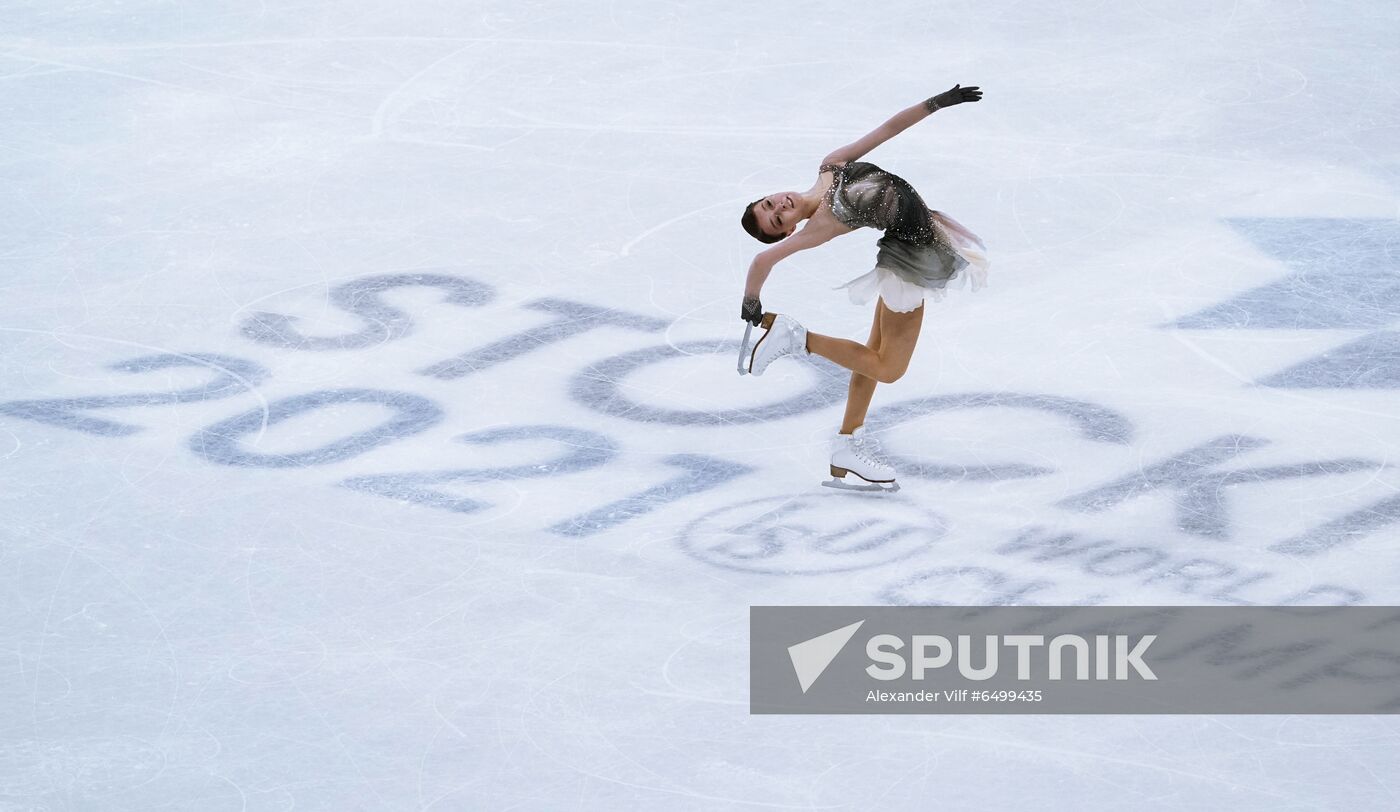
[738,83,989,492]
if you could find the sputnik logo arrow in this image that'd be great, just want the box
[788,620,864,693]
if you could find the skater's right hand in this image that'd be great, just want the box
[740,295,763,326]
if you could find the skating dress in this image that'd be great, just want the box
[820,160,990,312]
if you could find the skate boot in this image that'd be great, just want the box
[747,314,808,376]
[823,425,900,493]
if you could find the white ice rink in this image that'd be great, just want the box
[3,0,1400,808]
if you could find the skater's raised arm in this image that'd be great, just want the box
[822,84,983,165]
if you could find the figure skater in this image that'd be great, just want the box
[738,83,989,492]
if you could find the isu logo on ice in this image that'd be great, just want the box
[789,621,1157,691]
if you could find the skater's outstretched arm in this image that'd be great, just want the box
[743,221,838,298]
[822,84,983,165]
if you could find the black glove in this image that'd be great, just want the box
[741,295,763,326]
[927,84,983,111]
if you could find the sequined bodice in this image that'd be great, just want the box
[821,161,939,245]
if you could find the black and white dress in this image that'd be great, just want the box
[820,160,990,312]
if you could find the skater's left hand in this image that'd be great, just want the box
[740,295,763,326]
[928,84,982,110]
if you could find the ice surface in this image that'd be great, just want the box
[2,0,1399,808]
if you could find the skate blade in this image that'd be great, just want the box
[736,322,754,376]
[822,477,900,493]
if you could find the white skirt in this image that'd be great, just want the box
[836,210,990,313]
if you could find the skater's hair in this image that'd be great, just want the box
[741,197,784,244]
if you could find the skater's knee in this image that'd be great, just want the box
[874,365,906,384]
[870,351,911,384]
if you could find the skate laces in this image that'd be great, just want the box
[777,324,796,357]
[772,317,806,358]
[780,320,802,356]
[852,433,888,468]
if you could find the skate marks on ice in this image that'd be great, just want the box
[239,271,495,351]
[862,391,1134,481]
[1259,330,1400,389]
[1173,219,1400,333]
[342,425,619,515]
[978,526,1367,607]
[807,391,1389,604]
[1158,217,1400,556]
[674,500,1373,607]
[236,269,670,377]
[571,338,847,425]
[0,353,270,437]
[189,388,445,468]
[1172,217,1400,389]
[5,264,1399,563]
[0,737,166,799]
[664,394,1377,602]
[1057,434,1379,546]
[347,436,756,539]
[0,269,824,539]
[4,249,1399,573]
[862,394,1390,556]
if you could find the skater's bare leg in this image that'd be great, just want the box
[839,303,883,434]
[807,299,924,385]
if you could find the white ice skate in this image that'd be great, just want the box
[823,426,900,493]
[745,314,808,376]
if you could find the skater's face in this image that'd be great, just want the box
[754,191,799,239]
